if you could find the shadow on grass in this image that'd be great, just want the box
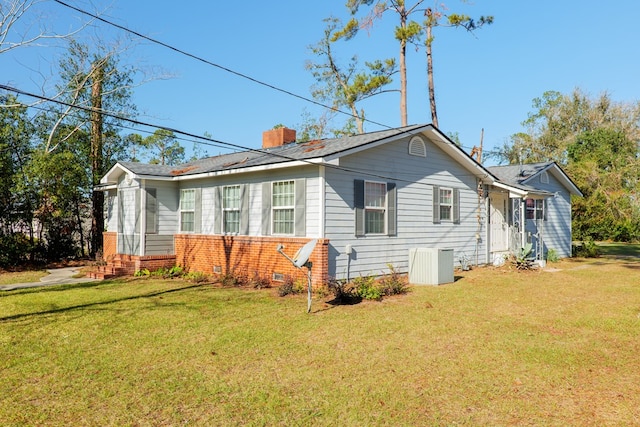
[325,295,363,306]
[597,242,640,258]
[0,279,120,299]
[0,282,209,322]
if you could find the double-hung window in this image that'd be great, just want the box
[432,185,459,224]
[272,180,295,235]
[439,188,453,221]
[180,189,195,232]
[223,185,241,233]
[365,181,387,234]
[526,199,544,220]
[354,179,396,237]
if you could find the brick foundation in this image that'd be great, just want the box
[174,235,329,288]
[102,232,117,261]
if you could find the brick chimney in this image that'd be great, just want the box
[262,127,296,149]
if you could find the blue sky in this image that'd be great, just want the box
[3,0,640,164]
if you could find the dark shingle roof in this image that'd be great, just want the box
[121,125,427,178]
[487,162,552,186]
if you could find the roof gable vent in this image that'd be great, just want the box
[409,136,426,157]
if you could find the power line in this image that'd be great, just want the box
[52,0,396,132]
[51,0,478,152]
[1,83,441,185]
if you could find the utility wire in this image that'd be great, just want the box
[52,0,395,132]
[1,83,442,185]
[52,0,477,152]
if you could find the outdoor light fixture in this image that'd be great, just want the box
[277,239,317,313]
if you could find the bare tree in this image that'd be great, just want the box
[0,0,87,54]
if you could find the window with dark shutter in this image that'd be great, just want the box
[433,185,460,224]
[355,179,396,236]
[145,188,157,234]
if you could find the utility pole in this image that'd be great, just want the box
[470,128,484,163]
[90,60,104,258]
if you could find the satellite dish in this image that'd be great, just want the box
[292,239,317,268]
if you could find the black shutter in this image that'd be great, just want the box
[387,182,396,236]
[354,179,365,236]
[262,182,271,235]
[452,188,460,224]
[145,188,157,234]
[432,185,440,224]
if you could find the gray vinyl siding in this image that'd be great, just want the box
[525,173,573,258]
[153,181,179,235]
[178,166,320,238]
[324,134,486,280]
[145,235,175,255]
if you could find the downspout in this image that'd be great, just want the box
[319,165,326,238]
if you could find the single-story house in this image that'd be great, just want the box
[94,124,582,285]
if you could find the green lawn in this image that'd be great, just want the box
[597,241,640,258]
[1,258,639,426]
[0,270,48,286]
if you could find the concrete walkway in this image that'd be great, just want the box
[0,267,99,291]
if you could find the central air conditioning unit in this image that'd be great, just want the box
[408,248,454,285]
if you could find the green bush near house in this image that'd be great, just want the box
[545,248,559,263]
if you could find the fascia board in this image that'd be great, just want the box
[171,158,325,181]
[493,181,527,196]
[520,163,583,197]
[101,163,132,184]
[428,129,498,182]
[322,125,433,162]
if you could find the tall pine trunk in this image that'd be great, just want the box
[426,22,438,128]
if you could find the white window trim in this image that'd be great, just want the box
[526,199,544,220]
[365,180,387,235]
[439,187,454,222]
[180,189,195,232]
[271,180,295,235]
[222,185,241,234]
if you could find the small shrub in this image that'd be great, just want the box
[250,271,271,289]
[294,278,307,294]
[510,243,535,270]
[327,277,352,300]
[278,275,299,297]
[150,267,168,277]
[134,268,150,277]
[167,266,184,278]
[574,239,600,258]
[546,248,559,263]
[378,264,409,296]
[184,271,210,283]
[218,270,248,287]
[353,275,382,301]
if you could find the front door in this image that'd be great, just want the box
[490,192,509,253]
